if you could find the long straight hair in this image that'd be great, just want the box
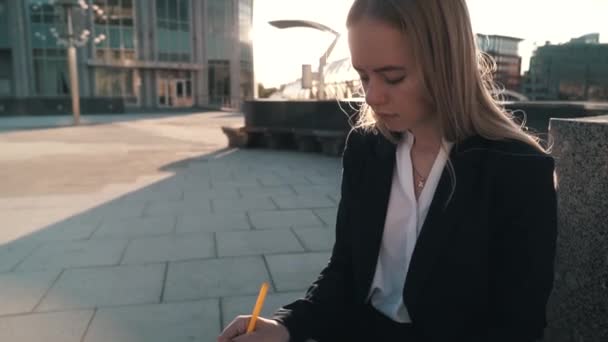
[346,0,548,153]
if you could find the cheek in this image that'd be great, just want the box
[392,83,430,115]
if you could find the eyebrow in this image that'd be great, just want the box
[353,65,406,73]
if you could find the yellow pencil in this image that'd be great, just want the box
[246,282,270,333]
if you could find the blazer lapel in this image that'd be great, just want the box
[356,134,396,301]
[402,135,487,314]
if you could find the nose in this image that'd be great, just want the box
[364,81,388,107]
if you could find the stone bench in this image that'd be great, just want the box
[220,126,347,156]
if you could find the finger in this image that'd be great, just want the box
[218,316,250,341]
[232,331,260,342]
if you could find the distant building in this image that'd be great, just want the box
[522,33,608,101]
[272,34,527,101]
[0,0,254,115]
[476,34,524,92]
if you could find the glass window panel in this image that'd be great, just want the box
[179,30,189,53]
[123,27,134,49]
[168,0,177,20]
[122,17,133,26]
[156,0,167,21]
[179,0,189,22]
[0,0,7,48]
[176,82,184,97]
[0,49,11,95]
[108,26,121,48]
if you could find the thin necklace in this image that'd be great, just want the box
[412,165,426,190]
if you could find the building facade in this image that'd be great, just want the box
[522,33,608,101]
[476,34,523,92]
[0,0,254,115]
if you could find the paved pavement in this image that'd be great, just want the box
[0,112,341,341]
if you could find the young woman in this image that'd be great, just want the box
[219,0,557,341]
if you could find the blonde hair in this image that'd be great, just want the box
[346,0,548,153]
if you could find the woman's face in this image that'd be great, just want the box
[348,17,434,132]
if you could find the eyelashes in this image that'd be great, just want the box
[359,76,406,85]
[386,76,405,85]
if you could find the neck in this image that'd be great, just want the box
[409,121,442,153]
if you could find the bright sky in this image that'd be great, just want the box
[253,0,608,88]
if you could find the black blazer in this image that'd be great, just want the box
[273,129,558,342]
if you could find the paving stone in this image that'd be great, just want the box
[328,193,340,203]
[257,175,313,187]
[238,185,295,199]
[266,253,331,292]
[270,169,321,179]
[122,233,215,264]
[249,210,323,229]
[176,213,251,233]
[212,198,276,213]
[183,188,240,202]
[304,174,341,186]
[127,187,184,202]
[291,184,340,197]
[81,202,147,221]
[84,300,220,342]
[20,220,99,242]
[15,239,128,271]
[272,195,336,210]
[144,201,211,217]
[37,264,165,311]
[216,230,304,257]
[0,310,94,342]
[292,227,336,252]
[210,179,261,190]
[164,257,271,301]
[93,216,175,239]
[313,207,338,227]
[221,291,304,329]
[0,208,100,244]
[0,240,42,273]
[0,270,60,315]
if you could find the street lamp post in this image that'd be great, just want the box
[64,2,81,124]
[269,20,340,100]
[33,0,106,125]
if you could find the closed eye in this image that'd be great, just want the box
[386,76,405,85]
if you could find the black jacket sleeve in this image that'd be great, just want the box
[271,130,362,342]
[488,152,558,342]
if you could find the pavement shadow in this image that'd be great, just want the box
[0,145,340,342]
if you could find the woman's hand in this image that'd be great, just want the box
[217,315,290,342]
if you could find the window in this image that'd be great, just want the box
[208,59,230,106]
[0,0,8,48]
[93,0,136,62]
[95,67,140,104]
[156,0,191,62]
[0,49,11,95]
[206,0,232,60]
[29,1,70,96]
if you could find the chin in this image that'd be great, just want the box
[379,121,410,133]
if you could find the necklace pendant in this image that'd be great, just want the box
[417,180,425,189]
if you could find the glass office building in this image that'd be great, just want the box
[522,34,608,101]
[0,0,254,115]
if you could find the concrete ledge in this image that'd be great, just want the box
[545,115,608,341]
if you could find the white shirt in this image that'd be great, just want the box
[366,131,454,323]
